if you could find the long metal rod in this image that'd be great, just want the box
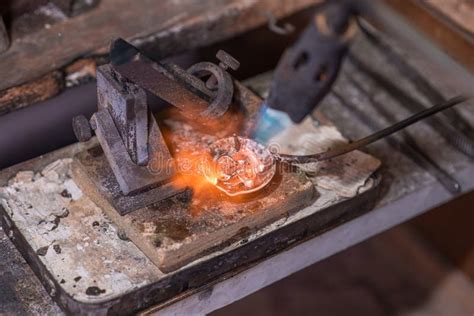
[341,75,461,194]
[356,17,474,138]
[276,95,468,164]
[348,54,474,159]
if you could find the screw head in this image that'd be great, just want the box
[72,115,93,142]
[216,50,240,71]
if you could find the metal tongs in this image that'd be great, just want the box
[275,95,468,165]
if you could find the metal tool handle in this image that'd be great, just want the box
[266,0,357,122]
[276,95,468,164]
[348,54,474,159]
[357,18,474,139]
[340,75,461,195]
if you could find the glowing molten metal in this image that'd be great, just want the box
[204,136,276,196]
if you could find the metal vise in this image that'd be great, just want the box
[72,39,241,214]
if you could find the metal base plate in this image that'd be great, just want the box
[0,143,381,315]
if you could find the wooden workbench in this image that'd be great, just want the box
[0,0,322,115]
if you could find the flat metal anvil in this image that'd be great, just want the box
[72,39,260,215]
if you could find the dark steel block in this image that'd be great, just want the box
[90,109,174,196]
[96,64,149,165]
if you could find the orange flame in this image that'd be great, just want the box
[168,145,221,198]
[158,107,247,204]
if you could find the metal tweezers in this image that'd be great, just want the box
[354,18,474,159]
[333,75,461,194]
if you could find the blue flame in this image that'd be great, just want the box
[251,101,294,145]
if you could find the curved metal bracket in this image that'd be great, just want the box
[187,61,234,118]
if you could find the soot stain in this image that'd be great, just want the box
[86,286,106,296]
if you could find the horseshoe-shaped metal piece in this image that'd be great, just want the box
[187,62,234,118]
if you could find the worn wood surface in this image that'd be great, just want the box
[0,71,62,114]
[0,0,320,113]
[424,0,474,35]
[412,192,474,280]
[385,0,474,72]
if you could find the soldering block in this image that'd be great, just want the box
[73,152,316,272]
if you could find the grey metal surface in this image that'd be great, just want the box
[111,39,237,120]
[96,64,150,166]
[348,54,474,159]
[72,115,93,143]
[111,39,214,118]
[332,87,461,195]
[91,108,175,195]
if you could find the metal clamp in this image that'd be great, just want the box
[187,49,240,117]
[110,39,238,120]
[74,64,175,195]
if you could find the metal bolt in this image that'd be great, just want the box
[117,229,130,241]
[205,50,240,90]
[216,50,240,71]
[72,115,93,142]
